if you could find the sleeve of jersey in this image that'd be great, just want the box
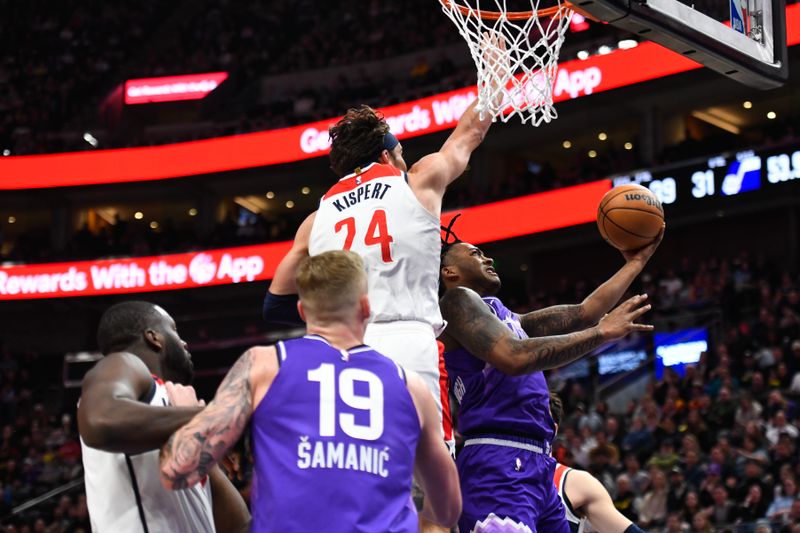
[262,291,304,326]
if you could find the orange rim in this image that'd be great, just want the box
[440,0,576,20]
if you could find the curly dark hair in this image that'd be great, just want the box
[328,105,390,177]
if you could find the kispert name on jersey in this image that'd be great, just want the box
[331,182,393,212]
[309,162,444,333]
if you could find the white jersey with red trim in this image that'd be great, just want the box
[81,377,215,533]
[554,463,590,533]
[309,162,444,334]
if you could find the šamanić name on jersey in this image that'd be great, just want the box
[297,436,390,478]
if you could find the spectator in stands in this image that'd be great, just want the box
[766,476,798,523]
[637,468,668,528]
[738,483,770,524]
[766,410,799,445]
[706,485,736,526]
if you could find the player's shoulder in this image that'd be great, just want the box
[87,351,151,380]
[440,286,484,315]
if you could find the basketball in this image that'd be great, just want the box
[597,184,664,252]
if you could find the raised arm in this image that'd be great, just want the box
[267,212,315,296]
[408,371,461,528]
[407,34,507,215]
[440,287,653,376]
[77,353,201,455]
[263,212,315,325]
[160,346,277,490]
[520,228,664,337]
[566,469,634,533]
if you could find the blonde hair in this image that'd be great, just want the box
[295,250,367,320]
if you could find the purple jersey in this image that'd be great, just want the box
[444,296,556,442]
[250,334,420,533]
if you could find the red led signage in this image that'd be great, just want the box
[0,4,797,190]
[0,181,611,299]
[124,72,229,104]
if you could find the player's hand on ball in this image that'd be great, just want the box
[165,382,204,407]
[598,294,654,341]
[622,224,665,263]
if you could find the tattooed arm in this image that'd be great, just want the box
[440,287,653,376]
[160,346,277,490]
[519,228,664,337]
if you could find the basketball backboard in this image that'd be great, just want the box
[574,0,788,88]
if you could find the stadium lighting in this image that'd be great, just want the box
[598,45,613,55]
[285,201,295,208]
[588,150,598,158]
[576,50,589,60]
[266,191,275,199]
[598,132,608,141]
[743,101,753,109]
[2,149,9,156]
[618,39,638,49]
[624,142,634,150]
[188,208,198,217]
[8,216,16,224]
[150,221,159,230]
[767,111,777,119]
[134,211,144,220]
[83,132,99,148]
[301,187,311,195]
[562,140,572,149]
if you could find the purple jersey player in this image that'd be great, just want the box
[438,227,662,533]
[160,250,460,532]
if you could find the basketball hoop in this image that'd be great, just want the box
[440,0,577,126]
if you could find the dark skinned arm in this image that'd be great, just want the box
[77,352,201,455]
[208,466,251,533]
[440,287,653,376]
[519,228,664,337]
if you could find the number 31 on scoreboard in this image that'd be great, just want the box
[335,209,394,263]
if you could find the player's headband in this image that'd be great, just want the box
[383,132,399,152]
[354,132,401,174]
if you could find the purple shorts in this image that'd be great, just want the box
[457,437,570,533]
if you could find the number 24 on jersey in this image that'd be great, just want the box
[335,209,394,263]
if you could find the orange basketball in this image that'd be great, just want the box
[597,184,664,252]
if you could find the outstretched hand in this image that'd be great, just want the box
[598,294,653,341]
[479,31,510,108]
[622,224,665,264]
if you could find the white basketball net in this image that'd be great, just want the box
[440,0,574,126]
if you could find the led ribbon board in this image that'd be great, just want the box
[1,4,797,190]
[124,72,229,104]
[0,181,610,300]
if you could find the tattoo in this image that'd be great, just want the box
[160,350,255,488]
[509,328,603,374]
[519,305,588,337]
[441,288,605,375]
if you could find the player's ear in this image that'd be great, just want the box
[377,149,391,164]
[359,293,371,321]
[297,301,307,323]
[143,328,163,352]
[441,265,458,282]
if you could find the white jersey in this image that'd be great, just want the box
[554,463,591,533]
[309,162,444,334]
[81,377,215,533]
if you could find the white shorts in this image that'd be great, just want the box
[365,321,453,448]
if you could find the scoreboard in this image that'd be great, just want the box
[611,143,800,207]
